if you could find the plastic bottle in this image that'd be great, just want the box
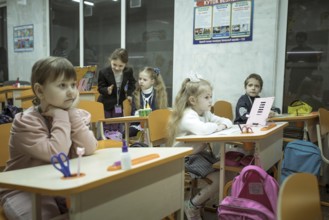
[120,140,132,170]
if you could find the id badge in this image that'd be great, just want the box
[114,104,122,114]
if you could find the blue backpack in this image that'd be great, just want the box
[280,140,321,184]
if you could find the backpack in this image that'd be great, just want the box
[280,140,321,184]
[218,165,279,220]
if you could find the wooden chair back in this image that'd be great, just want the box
[123,99,132,117]
[318,108,329,136]
[20,89,34,109]
[77,100,122,148]
[277,173,322,220]
[0,123,12,169]
[213,100,233,121]
[316,108,329,165]
[147,109,172,147]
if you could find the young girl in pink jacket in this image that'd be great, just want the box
[0,57,97,220]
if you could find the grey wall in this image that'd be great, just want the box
[7,0,49,82]
[173,0,286,114]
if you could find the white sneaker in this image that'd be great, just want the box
[184,200,202,220]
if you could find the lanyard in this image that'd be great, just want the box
[116,86,120,105]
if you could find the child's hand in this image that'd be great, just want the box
[107,85,114,95]
[127,96,132,102]
[216,124,227,132]
[70,92,80,109]
[268,110,276,118]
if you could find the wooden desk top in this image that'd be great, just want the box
[270,112,318,122]
[176,122,288,143]
[0,147,192,196]
[0,85,31,93]
[15,90,97,101]
[100,116,148,123]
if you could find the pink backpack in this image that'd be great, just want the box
[218,165,279,220]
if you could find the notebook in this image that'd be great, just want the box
[246,97,275,126]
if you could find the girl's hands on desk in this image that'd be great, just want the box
[216,124,227,132]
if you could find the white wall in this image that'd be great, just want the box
[7,0,49,82]
[173,0,286,115]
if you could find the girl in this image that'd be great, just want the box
[129,67,168,137]
[167,75,232,220]
[0,57,98,220]
[97,48,136,131]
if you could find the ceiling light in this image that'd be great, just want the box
[72,0,94,6]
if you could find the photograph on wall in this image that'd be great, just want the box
[193,0,253,44]
[13,24,34,52]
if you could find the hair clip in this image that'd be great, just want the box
[188,72,203,82]
[153,67,160,76]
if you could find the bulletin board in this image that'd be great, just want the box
[193,0,254,45]
[13,24,34,52]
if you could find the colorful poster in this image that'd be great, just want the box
[13,24,34,52]
[193,0,253,44]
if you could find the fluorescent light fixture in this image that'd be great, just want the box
[72,0,94,6]
[287,51,323,54]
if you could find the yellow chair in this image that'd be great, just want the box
[316,108,329,207]
[277,173,322,220]
[19,88,34,109]
[77,100,122,149]
[147,109,172,147]
[212,100,234,121]
[123,99,132,117]
[0,123,11,170]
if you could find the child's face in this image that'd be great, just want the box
[245,78,261,97]
[111,59,126,74]
[138,71,154,91]
[192,87,213,115]
[41,74,78,110]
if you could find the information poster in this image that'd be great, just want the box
[194,0,253,44]
[13,24,34,52]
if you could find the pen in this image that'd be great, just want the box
[237,123,243,132]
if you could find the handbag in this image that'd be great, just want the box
[288,100,312,116]
[185,146,219,178]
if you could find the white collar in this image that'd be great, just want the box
[142,86,154,94]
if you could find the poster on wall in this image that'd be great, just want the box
[13,24,34,52]
[193,0,253,45]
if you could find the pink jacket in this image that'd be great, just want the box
[4,106,98,172]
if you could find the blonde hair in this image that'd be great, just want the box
[167,78,212,146]
[132,67,168,109]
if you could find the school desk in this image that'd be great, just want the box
[176,122,288,202]
[270,112,318,142]
[0,85,31,111]
[0,147,192,220]
[100,116,150,145]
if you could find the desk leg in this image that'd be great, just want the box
[31,194,42,220]
[124,122,129,144]
[219,142,225,202]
